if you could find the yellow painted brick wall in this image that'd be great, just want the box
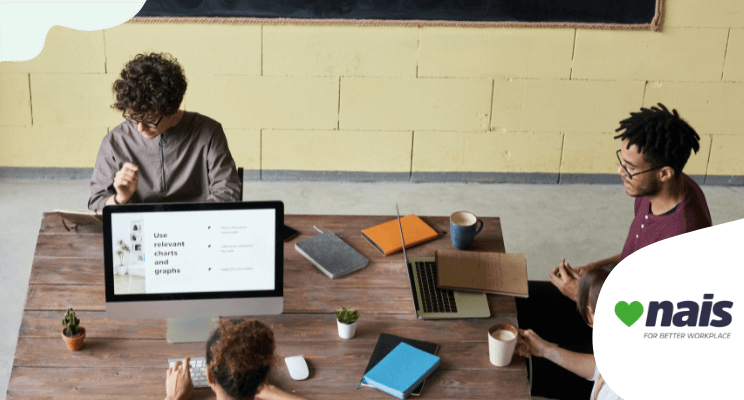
[339,77,492,131]
[708,135,744,176]
[187,76,338,129]
[224,129,261,171]
[1,0,742,179]
[418,28,574,79]
[664,0,744,28]
[263,25,418,77]
[561,132,623,175]
[723,29,744,82]
[572,28,729,81]
[105,24,261,76]
[643,81,744,135]
[493,80,645,133]
[0,74,32,126]
[413,131,563,173]
[263,130,412,172]
[31,73,120,127]
[687,135,714,176]
[0,127,107,167]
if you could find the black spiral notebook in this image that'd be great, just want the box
[358,333,439,396]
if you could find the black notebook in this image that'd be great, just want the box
[295,231,369,279]
[358,333,440,396]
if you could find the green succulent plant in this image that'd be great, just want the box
[62,308,81,337]
[335,307,360,325]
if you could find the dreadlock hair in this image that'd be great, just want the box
[206,319,275,399]
[614,103,700,178]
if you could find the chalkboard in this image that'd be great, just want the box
[132,0,663,31]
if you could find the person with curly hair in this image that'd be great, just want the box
[516,104,712,399]
[88,52,241,211]
[165,319,307,400]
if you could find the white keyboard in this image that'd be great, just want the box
[168,357,210,388]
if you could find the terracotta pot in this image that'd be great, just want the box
[62,327,86,351]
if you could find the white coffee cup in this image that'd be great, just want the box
[488,323,518,367]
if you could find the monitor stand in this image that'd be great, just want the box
[167,317,219,343]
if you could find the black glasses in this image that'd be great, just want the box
[616,149,663,180]
[124,113,164,129]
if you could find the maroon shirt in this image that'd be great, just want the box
[621,174,712,260]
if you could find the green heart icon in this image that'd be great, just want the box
[615,301,644,327]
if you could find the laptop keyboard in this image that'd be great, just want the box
[415,261,458,313]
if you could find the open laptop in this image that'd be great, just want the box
[396,205,490,319]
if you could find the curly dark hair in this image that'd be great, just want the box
[206,319,275,399]
[111,53,187,119]
[614,103,700,178]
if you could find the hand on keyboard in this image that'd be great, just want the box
[168,356,210,389]
[166,357,194,400]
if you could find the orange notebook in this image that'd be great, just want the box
[362,215,441,256]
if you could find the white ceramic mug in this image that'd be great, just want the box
[488,323,518,367]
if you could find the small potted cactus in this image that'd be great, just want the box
[335,307,360,339]
[61,308,86,351]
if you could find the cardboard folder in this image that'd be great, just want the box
[435,250,528,298]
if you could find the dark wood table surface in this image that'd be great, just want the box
[8,212,530,399]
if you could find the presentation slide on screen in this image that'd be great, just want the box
[110,209,276,295]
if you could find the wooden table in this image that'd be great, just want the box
[8,213,530,399]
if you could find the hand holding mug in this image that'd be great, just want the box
[518,329,557,359]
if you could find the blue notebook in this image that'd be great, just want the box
[360,342,440,399]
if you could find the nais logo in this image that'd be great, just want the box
[614,294,734,340]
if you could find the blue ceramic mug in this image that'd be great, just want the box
[450,211,484,250]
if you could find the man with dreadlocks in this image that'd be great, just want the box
[516,104,712,400]
[552,103,712,301]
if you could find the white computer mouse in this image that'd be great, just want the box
[284,355,309,380]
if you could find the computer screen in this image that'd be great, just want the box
[103,201,284,342]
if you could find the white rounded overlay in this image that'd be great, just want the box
[595,218,743,399]
[0,0,146,62]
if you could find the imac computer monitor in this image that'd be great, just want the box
[103,201,284,343]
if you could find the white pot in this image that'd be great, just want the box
[337,320,357,339]
[115,265,125,275]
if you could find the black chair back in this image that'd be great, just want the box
[237,167,244,200]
